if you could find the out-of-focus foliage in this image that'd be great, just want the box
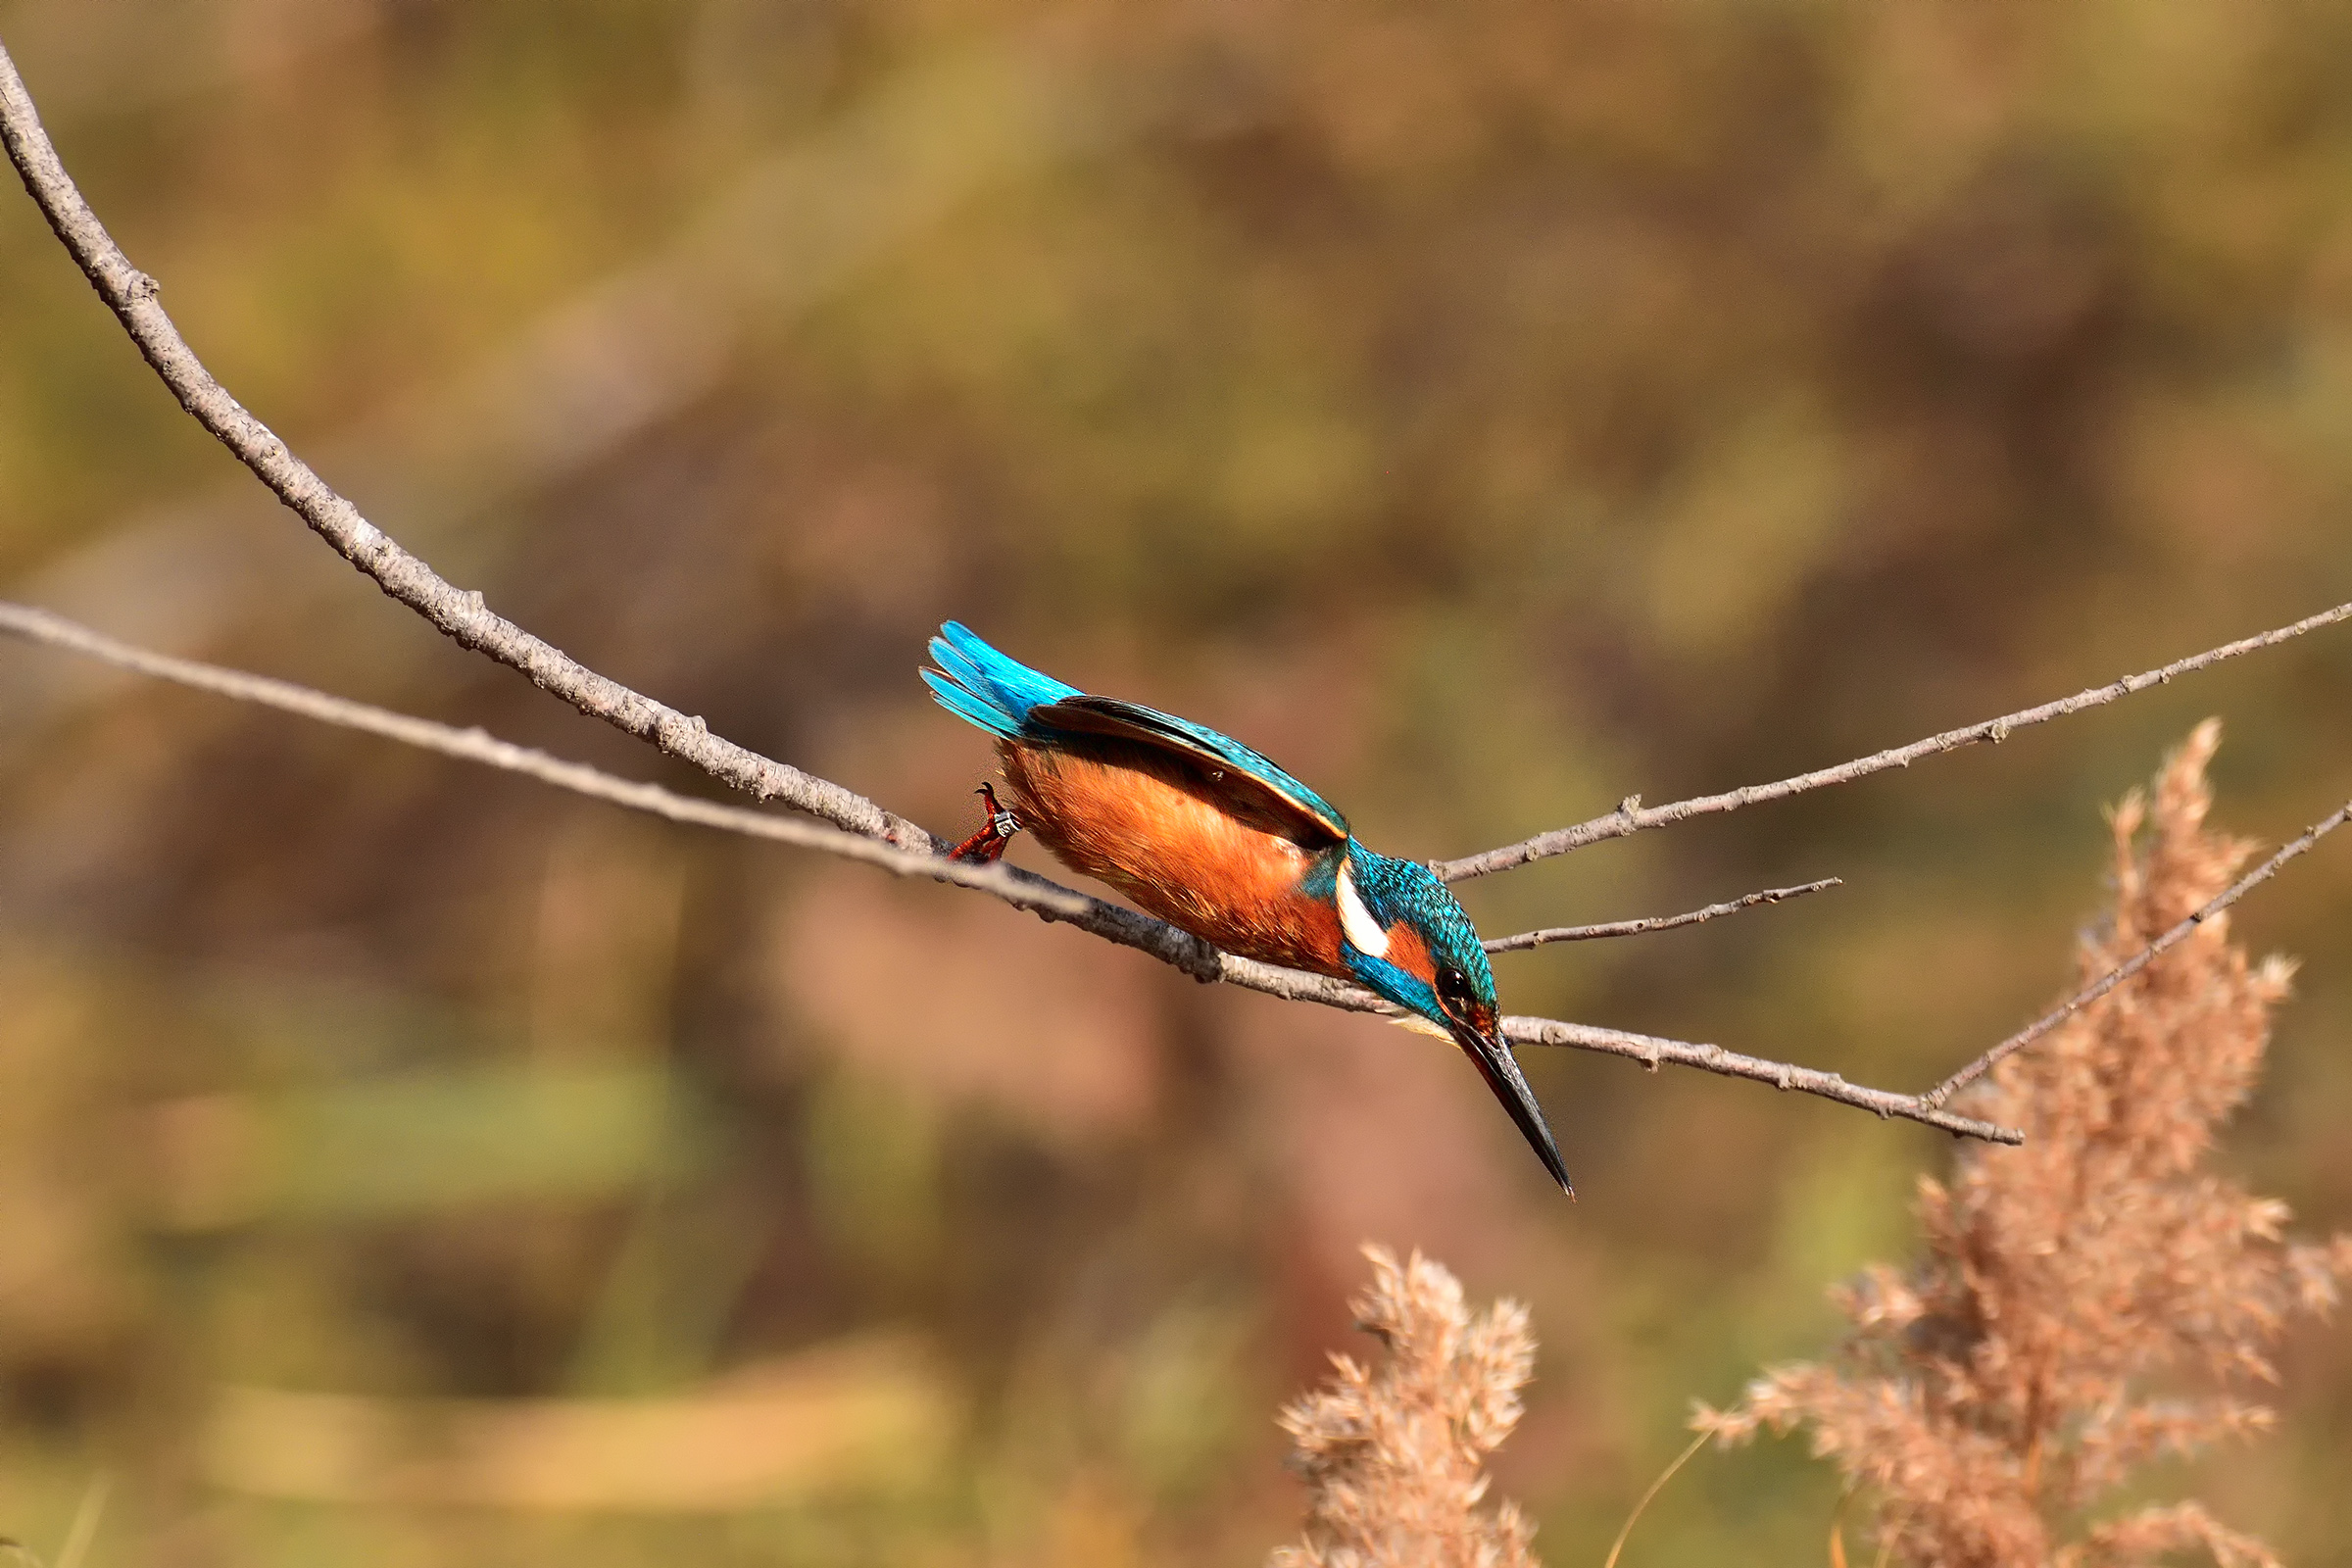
[1272,1246,1539,1568]
[0,1,2346,1564]
[1705,726,2352,1568]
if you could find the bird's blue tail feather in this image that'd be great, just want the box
[923,622,1081,739]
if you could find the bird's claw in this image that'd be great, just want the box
[949,782,1021,864]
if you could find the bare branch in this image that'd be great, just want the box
[0,40,932,854]
[1484,878,1841,955]
[0,602,1060,906]
[1921,797,2352,1111]
[1230,950,2019,1142]
[0,599,2019,1144]
[1507,1016,2021,1143]
[1434,600,2352,882]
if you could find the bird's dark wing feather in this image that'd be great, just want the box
[1028,695,1349,846]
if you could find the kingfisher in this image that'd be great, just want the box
[921,621,1571,1194]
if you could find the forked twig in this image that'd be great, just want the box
[1434,600,2352,882]
[1922,799,2352,1110]
[1485,878,1840,955]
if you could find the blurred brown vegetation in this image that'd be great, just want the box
[1273,1247,1537,1568]
[1705,725,2352,1568]
[0,1,2348,1564]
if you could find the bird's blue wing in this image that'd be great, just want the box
[1029,694,1349,845]
[922,621,1083,739]
[924,622,1349,845]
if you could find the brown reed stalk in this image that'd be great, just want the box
[1271,1247,1543,1568]
[1699,721,2352,1568]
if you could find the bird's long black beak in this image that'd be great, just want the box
[1449,1015,1574,1198]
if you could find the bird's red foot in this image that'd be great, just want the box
[949,782,1020,863]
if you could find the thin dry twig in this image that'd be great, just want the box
[1601,1429,1709,1568]
[1505,1014,2019,1143]
[1219,953,2017,1138]
[53,1473,108,1568]
[1923,797,2352,1110]
[1433,600,2352,882]
[1484,878,1840,955]
[1216,954,2019,1139]
[0,601,1093,917]
[0,600,2027,1145]
[0,40,932,854]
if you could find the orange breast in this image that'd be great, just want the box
[999,740,1348,977]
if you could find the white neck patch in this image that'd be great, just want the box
[1336,859,1390,958]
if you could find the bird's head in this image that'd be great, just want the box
[1325,846,1572,1196]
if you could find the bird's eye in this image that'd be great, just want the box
[1436,964,1471,1008]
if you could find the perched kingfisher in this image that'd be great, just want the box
[921,621,1571,1194]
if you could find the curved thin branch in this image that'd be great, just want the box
[1921,798,2352,1110]
[1434,600,2352,882]
[0,601,1084,914]
[1223,950,2018,1142]
[0,40,932,854]
[1505,1016,2018,1141]
[0,600,2020,1144]
[1485,878,1840,955]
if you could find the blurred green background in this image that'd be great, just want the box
[1,2,2349,1563]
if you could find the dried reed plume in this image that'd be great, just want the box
[1270,1246,1542,1568]
[1700,721,2352,1568]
